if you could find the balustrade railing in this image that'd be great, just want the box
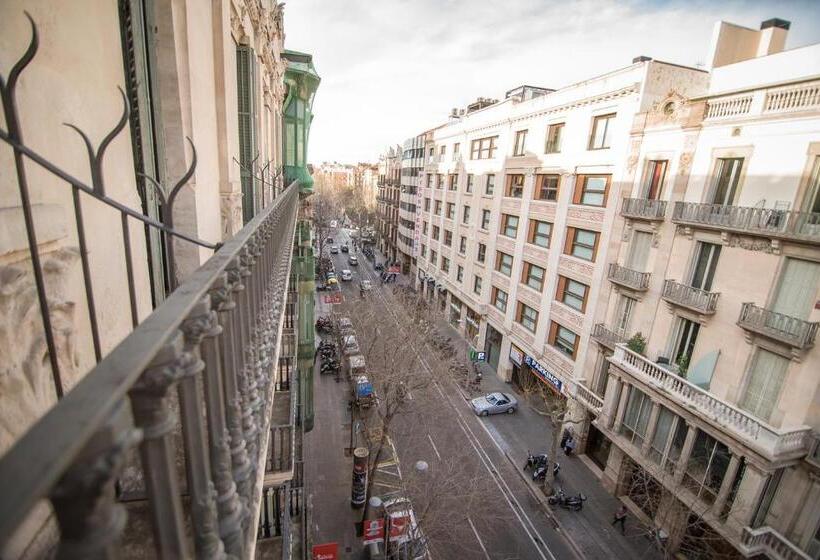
[673,202,820,243]
[608,263,650,291]
[592,323,627,350]
[738,302,819,350]
[621,198,667,220]
[740,526,812,560]
[705,95,753,119]
[662,279,720,314]
[764,82,820,114]
[611,344,812,459]
[573,381,604,413]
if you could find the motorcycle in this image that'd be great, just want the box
[547,488,586,511]
[532,461,561,481]
[523,451,548,472]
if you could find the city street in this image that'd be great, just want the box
[308,226,578,560]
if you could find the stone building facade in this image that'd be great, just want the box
[377,146,402,261]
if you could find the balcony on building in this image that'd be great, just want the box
[621,198,668,221]
[592,323,627,351]
[739,526,814,560]
[672,202,820,245]
[662,279,720,315]
[608,263,650,291]
[609,344,813,461]
[737,302,819,351]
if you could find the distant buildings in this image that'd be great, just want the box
[402,16,820,560]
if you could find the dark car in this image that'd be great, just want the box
[374,263,384,271]
[326,237,334,243]
[341,244,349,253]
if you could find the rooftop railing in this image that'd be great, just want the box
[621,198,667,221]
[738,303,819,350]
[610,345,812,460]
[662,279,720,315]
[672,202,820,244]
[608,263,651,291]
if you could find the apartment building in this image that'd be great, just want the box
[395,134,426,274]
[377,146,402,260]
[579,19,820,559]
[0,1,317,558]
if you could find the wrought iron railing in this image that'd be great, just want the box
[662,279,720,315]
[621,198,667,220]
[673,202,820,243]
[591,323,627,350]
[738,303,819,350]
[608,263,650,291]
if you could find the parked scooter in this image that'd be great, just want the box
[547,488,586,511]
[532,461,561,481]
[523,451,549,472]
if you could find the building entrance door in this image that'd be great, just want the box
[484,324,502,373]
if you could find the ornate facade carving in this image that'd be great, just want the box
[558,255,595,279]
[0,247,79,455]
[551,304,584,331]
[566,206,605,224]
[723,233,780,254]
[221,191,244,238]
[540,345,573,379]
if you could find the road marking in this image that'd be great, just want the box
[426,433,442,461]
[468,517,491,560]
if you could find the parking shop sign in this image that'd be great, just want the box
[312,543,338,560]
[523,355,563,394]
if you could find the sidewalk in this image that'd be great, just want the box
[432,317,663,560]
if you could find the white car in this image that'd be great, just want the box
[471,392,518,416]
[329,245,339,254]
[348,255,359,266]
[341,269,353,281]
[360,279,373,291]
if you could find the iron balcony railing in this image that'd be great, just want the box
[611,345,813,460]
[662,279,720,315]
[672,202,820,243]
[621,198,667,221]
[608,263,650,291]
[738,303,819,350]
[591,323,627,350]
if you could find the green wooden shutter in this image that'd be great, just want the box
[237,45,257,224]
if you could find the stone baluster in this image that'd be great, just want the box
[50,400,139,560]
[179,298,229,559]
[205,275,246,558]
[128,333,192,559]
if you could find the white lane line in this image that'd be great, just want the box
[368,277,557,560]
[468,517,492,560]
[427,433,442,461]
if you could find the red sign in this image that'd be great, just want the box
[323,293,343,304]
[388,265,401,274]
[312,542,338,560]
[363,519,385,545]
[389,515,411,537]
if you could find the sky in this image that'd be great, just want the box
[283,0,820,165]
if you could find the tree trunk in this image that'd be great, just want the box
[545,414,563,495]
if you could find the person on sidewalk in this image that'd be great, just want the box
[564,436,576,455]
[612,505,628,535]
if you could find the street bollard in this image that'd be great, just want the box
[351,446,369,508]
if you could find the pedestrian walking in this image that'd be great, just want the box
[612,505,628,535]
[564,436,576,455]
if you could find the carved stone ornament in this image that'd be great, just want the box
[724,233,778,254]
[567,207,605,224]
[181,298,221,346]
[678,152,694,176]
[551,304,584,331]
[0,248,79,455]
[220,191,243,238]
[558,255,595,279]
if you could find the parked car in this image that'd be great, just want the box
[341,244,349,253]
[330,245,339,254]
[341,269,353,281]
[360,279,373,291]
[374,263,384,271]
[348,255,359,266]
[326,237,334,243]
[471,392,518,416]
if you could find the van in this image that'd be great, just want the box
[343,335,360,355]
[348,354,366,379]
[339,317,355,336]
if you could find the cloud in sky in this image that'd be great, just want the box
[283,0,820,164]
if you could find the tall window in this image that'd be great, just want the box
[448,174,457,191]
[710,158,743,205]
[453,143,460,160]
[513,130,528,156]
[589,113,615,150]
[477,243,486,263]
[642,160,668,200]
[689,242,721,290]
[528,220,552,248]
[492,287,508,312]
[621,386,653,447]
[432,225,440,240]
[434,200,442,215]
[740,348,789,422]
[506,174,525,198]
[420,244,427,258]
[500,214,519,238]
[446,202,455,220]
[556,276,588,311]
[466,174,474,193]
[545,123,564,153]
[535,174,559,201]
[574,175,610,207]
[564,227,599,261]
[671,317,700,367]
[422,221,428,235]
[614,295,636,335]
[771,258,820,320]
[424,198,431,212]
[474,275,483,295]
[439,145,446,156]
[683,430,732,504]
[496,252,513,276]
[236,45,257,223]
[436,174,443,189]
[626,231,652,272]
[443,230,452,246]
[522,262,546,291]
[457,265,464,282]
[549,322,578,358]
[459,235,467,254]
[481,209,491,230]
[516,302,538,332]
[470,136,498,160]
[462,205,471,225]
[430,249,437,264]
[485,174,496,195]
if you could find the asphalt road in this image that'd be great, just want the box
[321,229,578,560]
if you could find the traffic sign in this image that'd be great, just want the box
[362,519,385,545]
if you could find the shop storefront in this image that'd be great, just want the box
[437,285,447,312]
[509,345,524,390]
[449,297,462,329]
[522,354,564,397]
[464,307,480,346]
[483,324,503,373]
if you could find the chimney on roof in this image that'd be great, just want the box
[706,17,790,69]
[757,18,790,57]
[632,56,652,64]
